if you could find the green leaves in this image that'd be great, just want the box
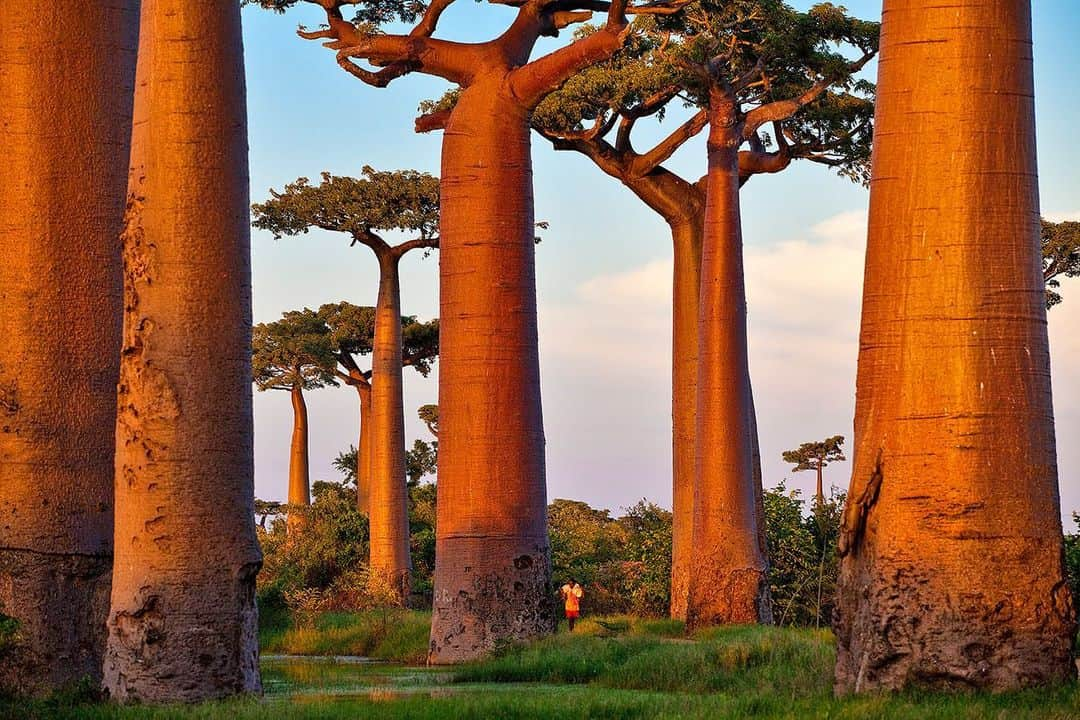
[252,167,440,241]
[1043,219,1080,310]
[781,435,846,473]
[253,308,340,391]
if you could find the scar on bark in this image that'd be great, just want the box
[838,450,883,557]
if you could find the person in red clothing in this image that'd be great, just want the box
[559,578,584,631]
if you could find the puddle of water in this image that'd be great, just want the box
[260,655,450,698]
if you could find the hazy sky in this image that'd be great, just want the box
[242,1,1080,522]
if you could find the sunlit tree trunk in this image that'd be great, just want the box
[103,0,262,702]
[0,1,136,695]
[687,91,772,629]
[430,81,554,663]
[369,253,411,602]
[287,383,310,533]
[356,382,373,514]
[834,0,1075,693]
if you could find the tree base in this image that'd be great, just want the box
[0,549,110,696]
[686,565,772,630]
[102,561,261,703]
[835,556,1076,693]
[429,536,555,664]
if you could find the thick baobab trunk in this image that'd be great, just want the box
[0,1,137,694]
[368,255,411,602]
[669,217,703,621]
[287,384,311,532]
[430,81,554,663]
[103,0,262,702]
[356,382,373,514]
[834,0,1075,693]
[687,101,771,629]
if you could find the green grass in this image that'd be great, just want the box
[260,609,431,664]
[6,621,1080,719]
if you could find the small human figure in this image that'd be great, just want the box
[559,578,584,632]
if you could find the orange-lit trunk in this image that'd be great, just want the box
[668,215,703,622]
[356,382,372,514]
[834,0,1075,693]
[687,94,771,629]
[286,383,310,533]
[0,1,136,694]
[103,0,261,702]
[430,81,554,663]
[368,254,411,602]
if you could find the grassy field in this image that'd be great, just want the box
[5,613,1080,719]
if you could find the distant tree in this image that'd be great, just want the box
[527,13,875,622]
[1043,219,1080,309]
[782,435,846,507]
[254,499,285,529]
[253,309,338,531]
[405,440,438,486]
[319,302,439,514]
[254,169,439,602]
[418,404,439,438]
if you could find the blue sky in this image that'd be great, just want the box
[242,1,1080,521]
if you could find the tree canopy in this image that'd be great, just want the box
[1043,219,1080,309]
[781,435,846,474]
[252,167,440,249]
[318,302,440,383]
[253,309,339,392]
[529,3,878,189]
[418,404,439,437]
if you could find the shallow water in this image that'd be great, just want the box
[260,655,454,699]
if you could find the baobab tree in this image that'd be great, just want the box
[834,0,1075,693]
[527,12,875,621]
[1043,219,1080,309]
[254,169,438,601]
[318,302,439,515]
[103,0,262,702]
[418,404,439,438]
[253,309,339,531]
[0,1,137,694]
[254,0,687,662]
[565,2,876,628]
[782,435,845,508]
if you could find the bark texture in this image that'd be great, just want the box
[687,99,772,629]
[834,0,1075,693]
[0,0,137,695]
[103,0,262,702]
[287,384,311,533]
[356,382,373,514]
[369,255,411,601]
[430,81,555,663]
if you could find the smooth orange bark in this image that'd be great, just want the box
[103,0,261,702]
[369,254,411,601]
[687,92,772,629]
[0,1,136,694]
[431,81,554,662]
[834,0,1075,693]
[356,382,373,514]
[286,384,311,533]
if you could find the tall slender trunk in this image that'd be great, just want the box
[747,379,767,560]
[834,0,1074,693]
[369,254,411,602]
[356,382,373,514]
[669,217,703,621]
[815,462,823,508]
[687,94,771,629]
[286,384,311,533]
[430,80,554,664]
[0,1,136,695]
[103,0,261,702]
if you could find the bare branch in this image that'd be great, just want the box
[393,236,440,257]
[415,109,451,133]
[742,50,876,138]
[633,108,708,175]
